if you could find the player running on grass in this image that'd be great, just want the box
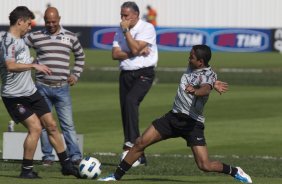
[98,44,252,183]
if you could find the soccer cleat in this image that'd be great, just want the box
[72,159,82,166]
[19,171,41,179]
[97,174,117,181]
[234,167,252,183]
[121,151,147,167]
[61,160,80,178]
[139,154,147,166]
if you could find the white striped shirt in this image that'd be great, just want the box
[24,27,85,82]
[172,67,217,123]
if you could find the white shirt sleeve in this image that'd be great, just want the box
[135,24,156,45]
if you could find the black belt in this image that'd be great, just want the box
[122,66,155,73]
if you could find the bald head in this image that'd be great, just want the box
[44,7,61,34]
[44,7,60,19]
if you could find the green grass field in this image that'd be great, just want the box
[0,50,282,183]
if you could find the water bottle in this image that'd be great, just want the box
[8,120,15,132]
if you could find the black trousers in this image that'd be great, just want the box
[119,66,155,147]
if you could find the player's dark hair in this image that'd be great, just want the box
[192,45,212,66]
[121,1,140,16]
[9,6,35,26]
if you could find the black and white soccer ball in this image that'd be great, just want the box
[79,156,102,179]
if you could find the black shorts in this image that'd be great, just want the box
[152,111,206,147]
[2,91,50,123]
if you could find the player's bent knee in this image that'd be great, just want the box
[197,162,211,172]
[134,137,147,151]
[30,125,42,136]
[45,124,59,135]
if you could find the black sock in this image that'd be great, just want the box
[114,160,132,180]
[22,158,33,172]
[57,151,70,166]
[222,163,238,177]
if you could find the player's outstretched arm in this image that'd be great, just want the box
[214,80,228,95]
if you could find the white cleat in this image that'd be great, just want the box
[98,174,117,181]
[234,167,252,183]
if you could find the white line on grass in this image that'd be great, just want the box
[93,152,282,160]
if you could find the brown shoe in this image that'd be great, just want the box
[42,160,53,166]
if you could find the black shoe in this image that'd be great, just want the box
[19,171,41,179]
[140,154,147,166]
[72,159,82,166]
[61,161,80,178]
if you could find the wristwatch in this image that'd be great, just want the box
[122,28,129,34]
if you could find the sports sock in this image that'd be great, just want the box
[22,158,33,172]
[57,151,70,166]
[222,163,238,177]
[114,160,132,180]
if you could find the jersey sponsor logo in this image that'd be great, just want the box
[157,29,208,51]
[16,47,32,64]
[92,28,118,50]
[210,29,269,52]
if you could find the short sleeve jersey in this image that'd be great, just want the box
[172,67,217,123]
[0,32,36,97]
[113,19,158,71]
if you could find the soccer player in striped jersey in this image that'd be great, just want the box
[0,6,79,179]
[24,7,85,166]
[99,45,252,183]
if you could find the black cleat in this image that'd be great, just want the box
[140,154,147,166]
[61,161,80,178]
[19,171,41,179]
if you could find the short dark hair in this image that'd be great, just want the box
[192,45,212,66]
[121,1,139,15]
[9,6,35,26]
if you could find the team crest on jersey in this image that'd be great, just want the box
[61,36,71,44]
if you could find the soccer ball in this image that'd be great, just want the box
[79,156,102,179]
[121,150,140,167]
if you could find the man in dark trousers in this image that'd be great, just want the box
[111,1,158,166]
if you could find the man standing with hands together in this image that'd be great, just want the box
[112,1,158,166]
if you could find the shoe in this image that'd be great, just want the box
[123,143,133,151]
[61,160,80,178]
[234,167,252,183]
[42,160,53,166]
[19,171,41,179]
[98,174,117,181]
[72,159,82,166]
[120,151,147,167]
[139,154,147,166]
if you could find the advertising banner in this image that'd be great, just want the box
[91,26,272,52]
[272,28,282,52]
